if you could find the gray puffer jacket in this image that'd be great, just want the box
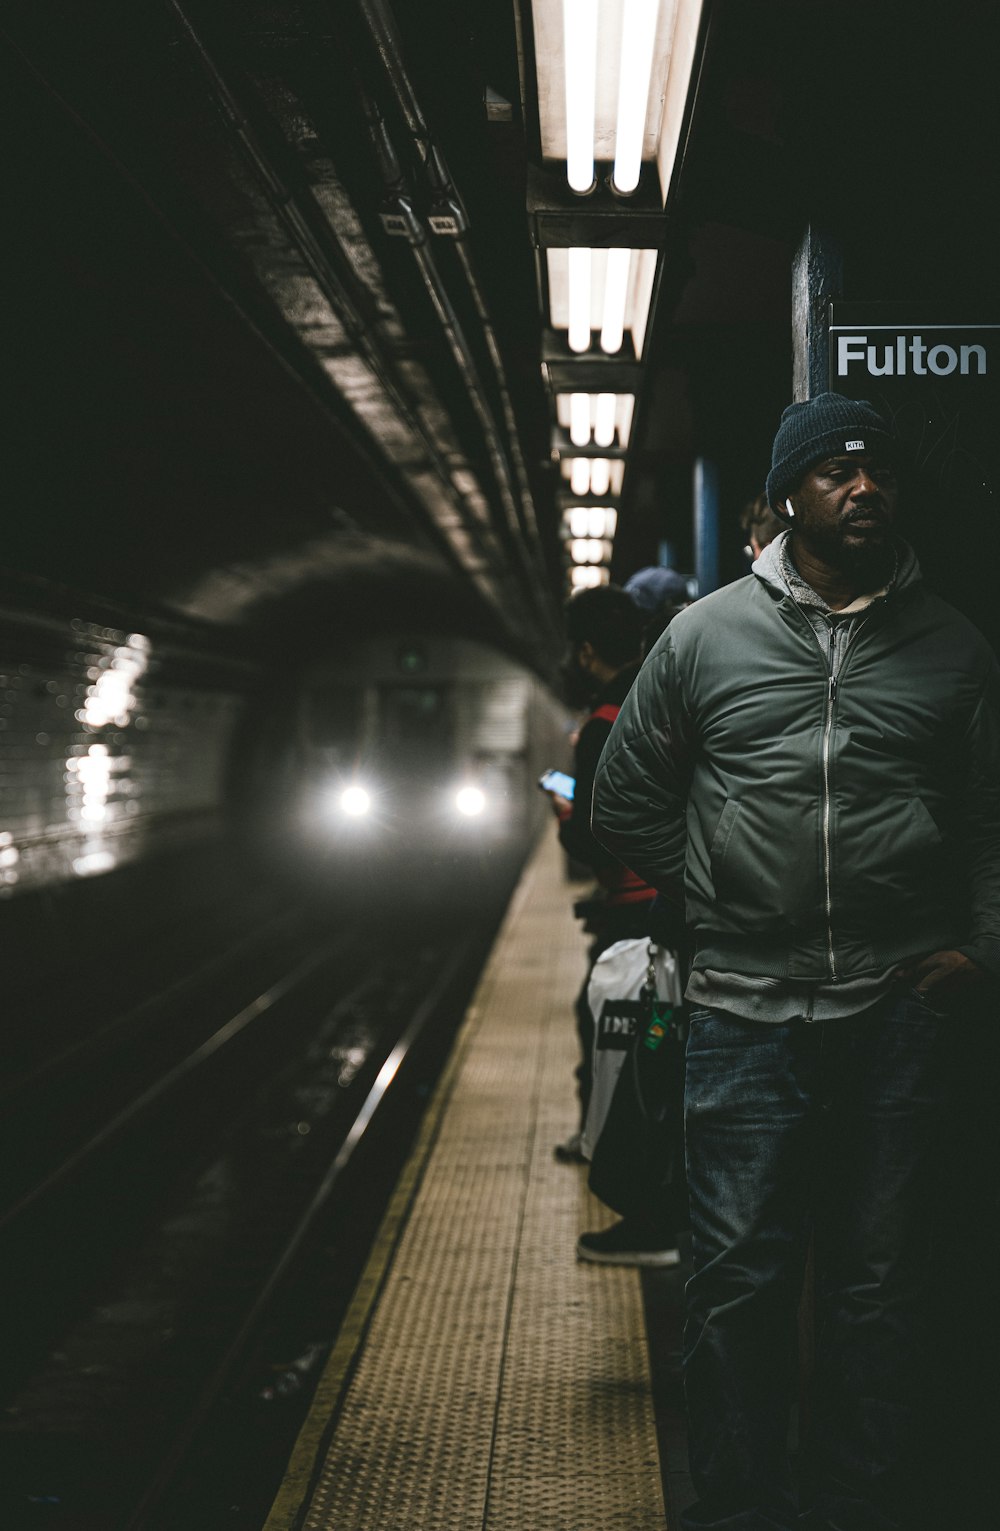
[592,541,1000,981]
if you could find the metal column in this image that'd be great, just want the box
[693,456,720,596]
[791,224,843,401]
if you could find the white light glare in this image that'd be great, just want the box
[601,248,632,353]
[570,458,591,496]
[613,0,661,194]
[563,0,599,192]
[340,786,371,818]
[571,566,608,589]
[567,247,592,352]
[593,393,617,447]
[82,634,149,729]
[569,392,591,446]
[590,458,611,497]
[570,538,610,565]
[73,851,117,878]
[566,506,616,539]
[455,785,486,817]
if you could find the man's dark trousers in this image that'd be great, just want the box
[679,990,950,1531]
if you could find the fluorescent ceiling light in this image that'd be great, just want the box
[614,0,661,193]
[594,393,617,447]
[601,248,632,354]
[564,505,617,539]
[589,458,611,497]
[567,247,592,352]
[570,538,612,565]
[533,1,704,205]
[547,249,653,356]
[563,0,599,192]
[570,565,609,589]
[570,392,591,446]
[570,457,591,496]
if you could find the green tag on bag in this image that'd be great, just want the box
[643,1002,688,1050]
[643,1003,674,1051]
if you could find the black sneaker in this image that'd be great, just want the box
[553,1131,587,1164]
[576,1219,680,1267]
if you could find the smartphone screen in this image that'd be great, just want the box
[539,769,575,800]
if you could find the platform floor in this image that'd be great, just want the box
[264,831,674,1531]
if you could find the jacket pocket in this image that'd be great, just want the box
[709,799,743,880]
[703,795,816,928]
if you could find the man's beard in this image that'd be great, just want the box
[835,529,895,587]
[805,518,895,588]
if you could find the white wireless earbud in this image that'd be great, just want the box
[784,497,795,519]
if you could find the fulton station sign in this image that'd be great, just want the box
[829,304,996,383]
[826,302,1000,648]
[836,330,987,379]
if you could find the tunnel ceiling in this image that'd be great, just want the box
[6,0,566,669]
[7,1,999,666]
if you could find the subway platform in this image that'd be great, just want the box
[262,831,689,1531]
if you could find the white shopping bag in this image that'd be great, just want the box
[580,939,682,1161]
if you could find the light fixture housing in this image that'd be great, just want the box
[532,0,706,206]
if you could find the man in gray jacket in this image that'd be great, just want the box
[592,392,1000,1531]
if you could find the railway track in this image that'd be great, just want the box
[0,875,514,1530]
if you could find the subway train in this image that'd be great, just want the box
[0,605,571,907]
[290,635,573,886]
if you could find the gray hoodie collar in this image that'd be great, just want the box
[753,528,921,612]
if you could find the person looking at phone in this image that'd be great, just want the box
[546,584,676,1267]
[592,392,1000,1530]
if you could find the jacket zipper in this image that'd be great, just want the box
[819,610,877,978]
[822,627,837,978]
[779,585,885,979]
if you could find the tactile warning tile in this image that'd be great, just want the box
[297,834,667,1531]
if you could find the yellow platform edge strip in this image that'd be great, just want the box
[263,855,539,1531]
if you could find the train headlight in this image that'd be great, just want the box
[340,785,372,818]
[455,785,486,818]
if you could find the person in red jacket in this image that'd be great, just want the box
[547,585,677,1266]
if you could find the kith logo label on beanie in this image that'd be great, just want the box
[765,393,893,509]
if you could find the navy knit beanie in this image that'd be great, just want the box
[765,392,894,512]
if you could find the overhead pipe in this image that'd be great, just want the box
[361,93,554,628]
[362,91,554,627]
[351,0,553,591]
[162,0,530,629]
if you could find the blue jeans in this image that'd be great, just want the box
[680,990,950,1531]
